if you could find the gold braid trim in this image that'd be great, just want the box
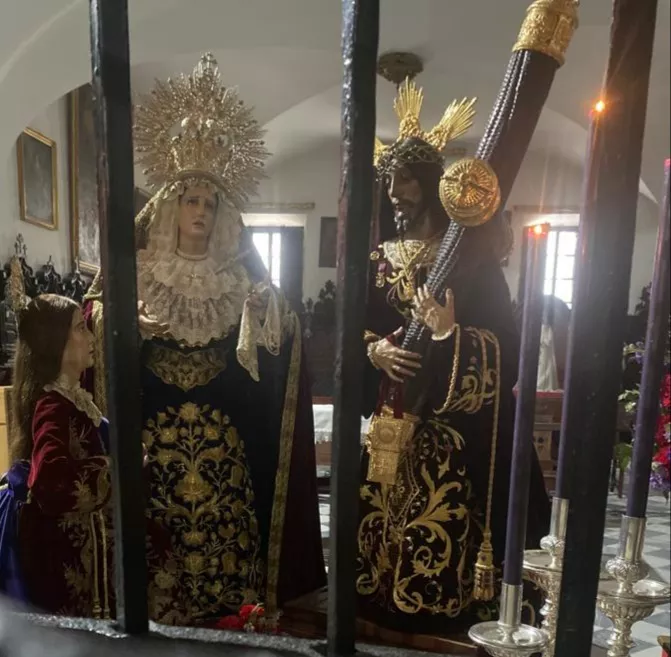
[434,324,462,415]
[91,300,107,416]
[478,328,488,413]
[264,312,302,614]
[99,510,111,620]
[90,513,102,619]
[473,329,501,602]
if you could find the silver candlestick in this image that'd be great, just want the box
[469,583,548,657]
[523,551,561,657]
[539,496,568,568]
[597,515,671,657]
[521,496,568,657]
[524,497,614,657]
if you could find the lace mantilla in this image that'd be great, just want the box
[44,375,103,427]
[137,250,251,347]
[236,283,294,382]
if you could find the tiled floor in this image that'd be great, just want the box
[319,490,670,655]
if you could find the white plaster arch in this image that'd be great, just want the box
[0,0,667,198]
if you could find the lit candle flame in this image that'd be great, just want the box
[594,99,606,113]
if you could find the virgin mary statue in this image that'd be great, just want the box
[82,54,325,626]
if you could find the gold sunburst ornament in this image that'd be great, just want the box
[374,78,477,174]
[133,53,269,210]
[439,158,501,227]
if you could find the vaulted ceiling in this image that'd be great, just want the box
[0,0,668,196]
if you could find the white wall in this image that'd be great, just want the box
[261,142,660,312]
[0,98,71,274]
[0,116,659,315]
[258,147,341,302]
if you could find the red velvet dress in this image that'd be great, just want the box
[19,391,114,618]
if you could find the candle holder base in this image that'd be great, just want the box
[469,583,548,657]
[597,578,670,657]
[606,516,649,596]
[468,621,547,657]
[521,497,567,657]
[596,516,670,657]
[523,549,561,657]
[524,548,612,657]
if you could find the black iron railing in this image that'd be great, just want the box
[1,2,659,657]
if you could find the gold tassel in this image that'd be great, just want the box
[472,330,502,603]
[473,532,496,602]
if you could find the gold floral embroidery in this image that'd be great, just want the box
[68,418,90,460]
[384,239,436,303]
[356,327,505,619]
[440,328,498,415]
[145,344,227,392]
[71,465,110,514]
[47,412,113,618]
[59,512,96,613]
[357,418,478,616]
[144,402,263,624]
[382,239,441,271]
[59,497,112,618]
[66,419,110,513]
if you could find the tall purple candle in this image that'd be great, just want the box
[503,224,549,586]
[626,159,671,518]
[553,112,602,503]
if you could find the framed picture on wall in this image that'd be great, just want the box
[319,216,337,268]
[70,86,151,273]
[69,84,100,273]
[16,128,58,230]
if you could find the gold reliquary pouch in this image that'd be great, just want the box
[365,404,419,486]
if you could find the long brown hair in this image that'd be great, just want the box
[10,294,79,462]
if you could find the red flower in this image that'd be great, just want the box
[655,416,669,448]
[213,604,278,634]
[654,445,670,468]
[215,615,245,630]
[239,604,264,623]
[661,373,671,410]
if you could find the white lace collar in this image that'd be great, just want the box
[136,249,251,346]
[44,375,103,427]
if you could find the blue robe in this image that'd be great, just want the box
[0,460,30,603]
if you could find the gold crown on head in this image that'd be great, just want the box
[374,78,477,173]
[133,53,269,209]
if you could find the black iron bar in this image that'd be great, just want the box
[554,1,658,654]
[89,0,149,633]
[327,1,379,655]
